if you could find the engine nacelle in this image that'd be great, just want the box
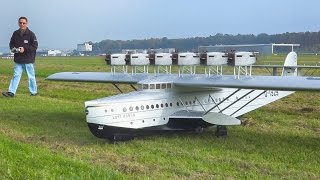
[155,53,173,65]
[108,53,127,65]
[126,53,150,66]
[175,52,200,66]
[227,51,256,66]
[200,52,228,66]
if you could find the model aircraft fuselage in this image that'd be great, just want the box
[86,84,293,139]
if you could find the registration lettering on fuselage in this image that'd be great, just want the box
[264,90,279,97]
[112,113,136,120]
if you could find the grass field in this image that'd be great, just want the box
[0,54,320,179]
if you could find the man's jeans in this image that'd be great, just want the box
[8,63,37,94]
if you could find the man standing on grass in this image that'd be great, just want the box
[2,16,38,98]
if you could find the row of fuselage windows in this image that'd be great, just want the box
[120,97,231,113]
[103,94,253,114]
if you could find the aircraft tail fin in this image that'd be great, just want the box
[282,52,298,76]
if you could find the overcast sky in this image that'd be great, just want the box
[0,0,319,49]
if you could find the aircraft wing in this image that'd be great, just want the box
[173,75,320,91]
[47,72,320,91]
[46,72,150,84]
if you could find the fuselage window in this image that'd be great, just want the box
[123,107,127,112]
[185,101,188,105]
[151,105,154,109]
[161,84,166,89]
[189,101,192,105]
[156,84,161,89]
[176,102,179,106]
[111,109,114,112]
[129,107,133,111]
[161,104,164,108]
[156,104,159,108]
[165,103,168,107]
[141,105,144,110]
[135,106,139,111]
[167,83,172,89]
[170,103,173,107]
[146,105,150,109]
[150,84,155,89]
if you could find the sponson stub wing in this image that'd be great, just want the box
[173,75,320,91]
[46,72,150,84]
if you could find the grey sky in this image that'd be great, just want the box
[0,0,319,49]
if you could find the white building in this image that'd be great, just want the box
[77,42,92,52]
[48,50,62,56]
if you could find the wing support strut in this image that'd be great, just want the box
[208,94,221,111]
[194,96,206,111]
[178,97,190,112]
[112,84,137,94]
[230,90,266,116]
[112,83,123,93]
[130,85,137,91]
[203,89,241,116]
[219,90,255,113]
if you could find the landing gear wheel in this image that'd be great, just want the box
[195,126,204,134]
[109,134,134,143]
[215,125,227,138]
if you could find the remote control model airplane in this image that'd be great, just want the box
[47,51,320,141]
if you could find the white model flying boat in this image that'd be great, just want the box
[47,51,320,141]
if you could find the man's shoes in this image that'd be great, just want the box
[2,91,14,97]
[30,93,38,96]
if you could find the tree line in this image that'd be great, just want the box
[93,31,320,53]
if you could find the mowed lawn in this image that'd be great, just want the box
[0,55,319,179]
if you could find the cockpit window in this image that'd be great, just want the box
[143,84,148,89]
[161,84,166,89]
[139,82,172,90]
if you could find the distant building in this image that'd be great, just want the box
[48,50,62,56]
[147,48,176,53]
[77,42,92,52]
[121,48,176,54]
[198,44,300,55]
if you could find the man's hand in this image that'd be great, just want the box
[19,47,25,53]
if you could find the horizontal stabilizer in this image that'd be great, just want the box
[202,112,241,125]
